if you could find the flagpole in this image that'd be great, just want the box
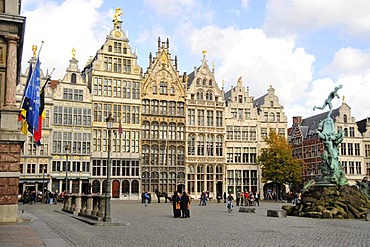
[40,68,55,93]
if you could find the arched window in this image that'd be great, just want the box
[151,100,159,114]
[92,180,100,193]
[142,145,150,165]
[344,128,348,137]
[102,180,107,194]
[203,79,207,85]
[197,135,205,156]
[160,122,168,140]
[209,80,213,86]
[188,134,195,155]
[177,124,184,140]
[206,134,214,156]
[344,114,348,123]
[197,165,204,173]
[216,136,223,156]
[169,146,176,166]
[270,113,275,122]
[71,73,77,84]
[177,146,185,166]
[151,122,159,139]
[122,180,129,193]
[151,145,159,165]
[131,180,139,193]
[170,86,175,95]
[142,121,150,139]
[206,91,213,100]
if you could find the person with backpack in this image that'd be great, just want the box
[144,191,149,207]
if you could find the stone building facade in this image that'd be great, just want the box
[141,38,187,194]
[0,0,26,222]
[50,51,92,195]
[225,80,288,197]
[14,8,292,202]
[185,52,226,199]
[82,18,142,200]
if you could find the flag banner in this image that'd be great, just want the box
[24,57,41,133]
[19,63,33,135]
[34,78,49,146]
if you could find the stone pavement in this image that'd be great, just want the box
[1,200,369,246]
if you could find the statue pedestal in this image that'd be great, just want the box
[313,179,336,188]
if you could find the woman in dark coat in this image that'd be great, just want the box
[180,191,190,218]
[172,191,181,218]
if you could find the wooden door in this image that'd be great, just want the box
[112,180,120,198]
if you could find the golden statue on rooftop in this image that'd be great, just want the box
[72,48,76,58]
[113,8,124,25]
[32,45,37,57]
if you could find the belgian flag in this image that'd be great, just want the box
[34,79,49,146]
[18,64,33,135]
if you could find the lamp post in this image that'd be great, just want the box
[104,113,114,222]
[42,164,45,203]
[65,144,70,193]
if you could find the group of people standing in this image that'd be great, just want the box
[22,190,59,205]
[172,191,191,218]
[235,191,260,206]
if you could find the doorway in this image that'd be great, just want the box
[112,180,120,198]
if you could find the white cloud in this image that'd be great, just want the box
[322,47,370,77]
[241,0,250,9]
[21,0,107,78]
[186,26,315,113]
[264,0,370,39]
[143,0,195,18]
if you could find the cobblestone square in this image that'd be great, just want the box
[11,200,370,247]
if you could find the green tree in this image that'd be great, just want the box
[258,131,303,198]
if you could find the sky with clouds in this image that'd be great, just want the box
[20,0,370,125]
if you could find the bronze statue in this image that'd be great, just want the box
[313,84,343,117]
[314,85,348,186]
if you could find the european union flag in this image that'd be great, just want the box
[24,57,41,133]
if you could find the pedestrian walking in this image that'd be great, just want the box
[144,191,149,207]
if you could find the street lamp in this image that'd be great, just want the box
[104,113,114,222]
[42,164,45,201]
[65,144,70,193]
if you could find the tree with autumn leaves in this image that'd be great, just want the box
[258,131,303,198]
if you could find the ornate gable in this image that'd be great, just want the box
[142,37,185,100]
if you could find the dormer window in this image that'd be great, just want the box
[71,73,77,84]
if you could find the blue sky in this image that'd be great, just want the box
[21,0,370,125]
